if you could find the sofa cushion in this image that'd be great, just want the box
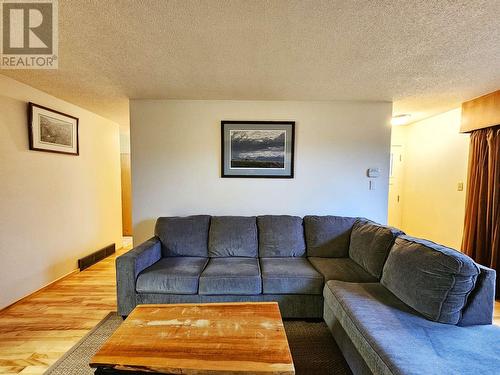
[208,216,258,257]
[459,264,496,326]
[324,280,500,375]
[349,219,403,279]
[260,258,323,294]
[199,258,261,295]
[257,215,306,257]
[155,215,211,257]
[136,257,208,294]
[304,216,357,257]
[381,235,480,324]
[308,257,378,283]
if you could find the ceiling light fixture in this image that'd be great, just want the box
[391,114,411,126]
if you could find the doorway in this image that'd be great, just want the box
[388,145,404,228]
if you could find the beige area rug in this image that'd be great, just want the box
[44,312,351,375]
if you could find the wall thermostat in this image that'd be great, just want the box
[367,168,381,178]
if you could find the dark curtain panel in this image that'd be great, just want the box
[462,126,500,297]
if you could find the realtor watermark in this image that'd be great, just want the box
[0,0,58,69]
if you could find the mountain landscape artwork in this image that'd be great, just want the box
[230,129,286,169]
[28,102,79,155]
[39,114,73,147]
[221,121,294,178]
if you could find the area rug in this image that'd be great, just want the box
[45,312,351,375]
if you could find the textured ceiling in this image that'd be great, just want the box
[2,0,500,130]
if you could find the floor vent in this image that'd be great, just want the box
[78,243,116,271]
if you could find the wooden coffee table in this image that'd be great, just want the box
[90,302,295,374]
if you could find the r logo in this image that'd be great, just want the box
[2,1,53,54]
[0,0,57,68]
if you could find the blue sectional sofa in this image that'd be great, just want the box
[116,215,500,374]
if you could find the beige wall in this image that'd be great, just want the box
[0,75,122,309]
[130,100,393,243]
[391,109,469,249]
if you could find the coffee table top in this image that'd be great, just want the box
[90,302,295,374]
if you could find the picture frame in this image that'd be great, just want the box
[221,120,295,178]
[28,102,79,155]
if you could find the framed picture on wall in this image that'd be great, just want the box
[221,120,295,178]
[28,102,79,155]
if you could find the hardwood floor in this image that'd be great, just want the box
[0,246,129,375]
[0,242,499,375]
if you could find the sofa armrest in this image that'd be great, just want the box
[116,237,162,316]
[458,264,496,326]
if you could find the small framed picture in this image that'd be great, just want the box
[28,102,79,155]
[221,121,295,178]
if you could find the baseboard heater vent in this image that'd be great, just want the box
[78,243,116,271]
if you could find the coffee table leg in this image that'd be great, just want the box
[94,367,118,374]
[94,367,171,375]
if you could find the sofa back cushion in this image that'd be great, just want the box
[349,219,403,279]
[208,216,258,257]
[258,215,306,257]
[304,216,357,257]
[458,264,496,326]
[155,215,211,257]
[381,235,480,325]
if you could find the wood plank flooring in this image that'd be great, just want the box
[0,241,499,375]
[0,245,129,375]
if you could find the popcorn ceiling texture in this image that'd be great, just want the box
[2,0,499,129]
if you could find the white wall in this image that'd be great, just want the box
[130,100,392,243]
[0,75,122,309]
[393,108,469,249]
[120,131,131,154]
[391,125,407,146]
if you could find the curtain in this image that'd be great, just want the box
[462,126,500,297]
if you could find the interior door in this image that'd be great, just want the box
[121,153,133,236]
[388,145,404,228]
